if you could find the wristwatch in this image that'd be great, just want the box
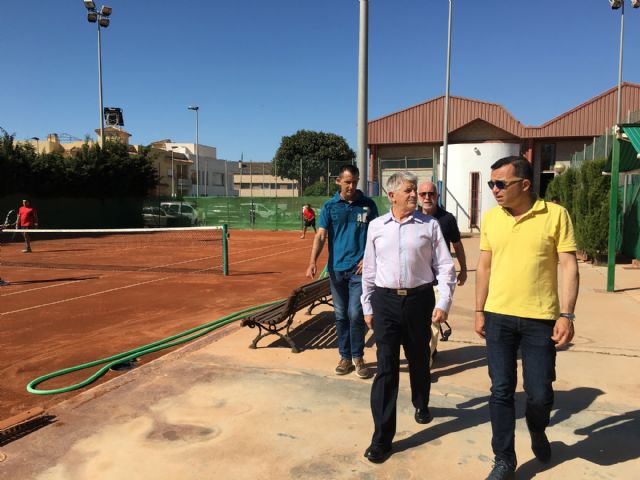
[559,313,576,321]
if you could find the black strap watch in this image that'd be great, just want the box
[559,313,576,321]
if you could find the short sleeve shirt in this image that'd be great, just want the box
[480,198,576,320]
[18,206,37,227]
[319,190,379,272]
[432,207,461,251]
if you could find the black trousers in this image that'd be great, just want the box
[369,286,435,448]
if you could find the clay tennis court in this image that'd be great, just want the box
[0,228,326,422]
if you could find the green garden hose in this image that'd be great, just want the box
[26,300,283,395]
[27,266,330,395]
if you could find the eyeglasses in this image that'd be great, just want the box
[418,191,437,197]
[487,179,524,190]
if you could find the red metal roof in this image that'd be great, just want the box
[368,83,640,144]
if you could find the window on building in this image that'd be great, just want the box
[211,173,224,186]
[380,158,434,169]
[541,144,556,171]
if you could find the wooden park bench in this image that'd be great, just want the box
[240,276,332,353]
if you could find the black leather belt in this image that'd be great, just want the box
[376,284,432,296]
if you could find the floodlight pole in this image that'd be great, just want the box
[356,0,369,193]
[170,146,179,198]
[171,148,175,197]
[616,1,625,125]
[97,24,105,147]
[84,3,112,148]
[441,0,453,209]
[607,0,638,292]
[188,106,200,197]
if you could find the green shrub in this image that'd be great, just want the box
[545,159,610,262]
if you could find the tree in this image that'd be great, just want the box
[303,179,339,196]
[545,159,610,262]
[573,159,610,262]
[0,130,157,198]
[272,130,355,189]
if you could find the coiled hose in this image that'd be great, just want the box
[27,267,330,395]
[26,300,283,395]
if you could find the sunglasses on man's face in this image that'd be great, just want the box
[487,179,524,190]
[418,191,437,197]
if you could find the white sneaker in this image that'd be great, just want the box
[0,279,9,286]
[22,247,32,253]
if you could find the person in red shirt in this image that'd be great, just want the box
[300,204,316,239]
[17,199,38,253]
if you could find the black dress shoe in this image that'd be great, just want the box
[364,445,391,463]
[530,430,551,463]
[414,407,432,424]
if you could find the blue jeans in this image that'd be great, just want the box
[484,311,557,468]
[329,268,367,360]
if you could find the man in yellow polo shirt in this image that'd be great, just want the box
[475,156,579,480]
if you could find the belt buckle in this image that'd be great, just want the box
[397,289,407,296]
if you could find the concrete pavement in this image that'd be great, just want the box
[1,237,639,479]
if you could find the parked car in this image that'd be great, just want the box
[142,207,175,227]
[160,202,199,226]
[240,203,277,219]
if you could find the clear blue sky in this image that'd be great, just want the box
[1,1,639,162]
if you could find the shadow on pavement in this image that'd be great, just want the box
[517,409,639,479]
[393,387,605,461]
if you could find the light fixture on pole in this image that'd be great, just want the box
[606,0,639,292]
[84,1,112,148]
[187,105,200,197]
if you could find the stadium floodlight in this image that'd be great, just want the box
[610,0,623,8]
[84,4,113,147]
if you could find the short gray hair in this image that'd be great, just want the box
[386,171,418,193]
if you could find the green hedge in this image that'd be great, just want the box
[545,159,613,261]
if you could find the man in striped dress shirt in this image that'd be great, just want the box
[360,171,457,463]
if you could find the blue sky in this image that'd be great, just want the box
[1,1,639,162]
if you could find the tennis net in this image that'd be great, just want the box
[0,226,229,275]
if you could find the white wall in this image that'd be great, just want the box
[441,143,520,233]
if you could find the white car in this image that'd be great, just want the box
[241,203,276,219]
[160,202,199,226]
[142,207,177,227]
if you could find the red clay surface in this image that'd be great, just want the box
[0,229,325,422]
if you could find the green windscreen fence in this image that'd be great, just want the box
[0,195,391,230]
[621,174,640,259]
[180,195,391,231]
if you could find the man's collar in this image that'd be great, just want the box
[336,189,362,203]
[500,196,545,218]
[384,209,425,224]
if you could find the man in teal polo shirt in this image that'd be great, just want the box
[307,165,379,378]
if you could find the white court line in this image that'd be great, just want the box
[0,255,221,297]
[3,236,304,297]
[0,244,310,316]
